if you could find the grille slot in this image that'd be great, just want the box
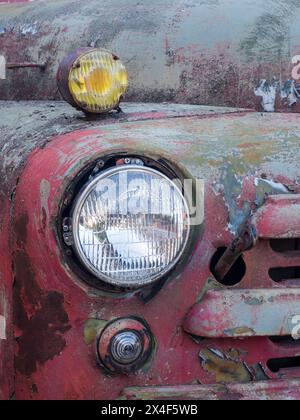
[270,336,300,346]
[268,238,300,284]
[267,357,300,373]
[270,239,300,253]
[269,266,300,283]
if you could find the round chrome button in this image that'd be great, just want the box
[110,331,143,365]
[97,317,154,374]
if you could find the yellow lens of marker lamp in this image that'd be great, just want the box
[57,48,128,114]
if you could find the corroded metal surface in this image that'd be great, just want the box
[0,101,298,399]
[0,0,300,111]
[213,224,256,282]
[120,380,300,400]
[253,194,300,239]
[0,101,251,400]
[1,0,300,401]
[199,348,253,384]
[184,288,300,338]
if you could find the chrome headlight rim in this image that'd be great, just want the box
[71,164,191,289]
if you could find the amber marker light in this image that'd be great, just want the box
[57,48,128,114]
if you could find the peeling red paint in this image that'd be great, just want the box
[13,250,71,377]
[3,104,298,399]
[121,380,300,400]
[0,0,300,402]
[253,195,300,239]
[184,287,300,338]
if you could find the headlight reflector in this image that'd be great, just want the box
[57,48,128,114]
[72,165,190,288]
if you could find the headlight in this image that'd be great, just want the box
[71,165,190,288]
[57,48,128,114]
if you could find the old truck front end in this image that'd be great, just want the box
[1,0,300,401]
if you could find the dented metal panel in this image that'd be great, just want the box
[184,288,300,338]
[0,0,300,111]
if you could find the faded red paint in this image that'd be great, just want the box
[184,288,300,338]
[121,380,300,400]
[7,109,300,400]
[253,195,300,239]
[0,0,299,402]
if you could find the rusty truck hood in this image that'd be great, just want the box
[1,0,300,112]
[0,101,251,194]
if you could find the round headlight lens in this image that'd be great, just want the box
[57,48,128,114]
[72,165,190,288]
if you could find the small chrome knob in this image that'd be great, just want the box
[97,317,154,374]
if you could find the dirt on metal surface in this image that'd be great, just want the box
[0,0,300,111]
[199,348,252,384]
[0,102,253,399]
[13,250,71,377]
[120,380,300,400]
[1,0,300,402]
[184,288,300,338]
[0,101,298,399]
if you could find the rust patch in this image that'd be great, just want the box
[14,213,29,247]
[224,327,256,337]
[40,207,47,237]
[13,249,71,377]
[84,319,107,346]
[199,349,252,384]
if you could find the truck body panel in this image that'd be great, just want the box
[0,0,300,111]
[0,101,299,399]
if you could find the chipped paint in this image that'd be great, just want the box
[1,0,300,111]
[0,55,5,79]
[83,319,107,346]
[292,55,300,81]
[0,100,300,399]
[199,348,252,384]
[120,380,300,400]
[13,250,71,376]
[224,327,256,337]
[221,166,251,235]
[1,0,300,402]
[185,289,300,338]
[255,78,300,111]
[253,194,300,239]
[255,79,278,112]
[19,22,38,36]
[281,80,300,107]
